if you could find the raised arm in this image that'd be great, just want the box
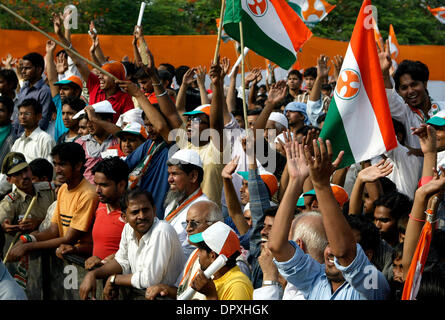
[304,138,357,267]
[268,132,309,262]
[89,21,107,66]
[253,80,287,140]
[195,65,210,105]
[222,156,250,235]
[85,106,121,137]
[377,38,393,90]
[348,160,393,215]
[176,68,196,123]
[44,40,60,98]
[220,57,237,126]
[208,59,225,152]
[226,64,239,113]
[52,12,91,83]
[132,26,144,68]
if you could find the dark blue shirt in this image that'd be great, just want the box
[125,139,170,219]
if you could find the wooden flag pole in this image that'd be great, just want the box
[3,196,37,264]
[239,21,249,133]
[0,3,118,81]
[214,0,227,64]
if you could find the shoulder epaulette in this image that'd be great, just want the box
[6,192,17,202]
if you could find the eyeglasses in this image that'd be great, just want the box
[19,112,33,117]
[186,219,212,229]
[187,116,209,125]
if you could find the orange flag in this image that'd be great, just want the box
[372,17,383,52]
[402,210,436,300]
[428,6,445,24]
[388,24,400,73]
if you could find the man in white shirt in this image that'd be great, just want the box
[164,149,209,259]
[79,188,185,300]
[11,98,55,163]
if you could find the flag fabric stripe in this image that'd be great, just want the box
[320,98,356,165]
[224,0,312,70]
[428,6,445,24]
[271,0,313,51]
[349,13,397,152]
[223,15,297,69]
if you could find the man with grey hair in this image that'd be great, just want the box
[253,211,327,300]
[144,199,223,300]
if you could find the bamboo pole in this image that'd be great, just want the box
[214,0,227,64]
[3,196,38,264]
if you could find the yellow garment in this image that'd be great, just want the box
[51,178,98,245]
[213,266,253,300]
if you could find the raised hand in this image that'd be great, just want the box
[377,38,392,76]
[304,138,344,187]
[266,80,287,107]
[245,68,261,85]
[195,65,207,87]
[411,124,437,155]
[317,54,331,79]
[56,51,68,74]
[220,57,231,79]
[357,159,393,183]
[418,166,445,198]
[221,156,240,179]
[182,68,197,86]
[52,12,64,36]
[209,60,222,86]
[2,53,17,69]
[46,40,56,53]
[332,55,344,81]
[279,131,310,181]
[117,80,143,97]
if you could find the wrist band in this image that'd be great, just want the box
[20,234,37,243]
[262,280,279,286]
[409,214,425,223]
[157,90,168,97]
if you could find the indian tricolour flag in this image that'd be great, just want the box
[319,0,397,168]
[223,0,312,70]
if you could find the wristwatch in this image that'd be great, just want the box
[110,274,116,286]
[262,280,280,286]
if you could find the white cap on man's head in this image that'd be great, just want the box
[73,100,116,120]
[169,149,203,168]
[268,112,289,129]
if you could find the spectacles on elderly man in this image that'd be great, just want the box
[186,219,213,229]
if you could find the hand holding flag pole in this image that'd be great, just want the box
[3,196,37,264]
[0,3,118,81]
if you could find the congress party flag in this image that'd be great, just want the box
[428,6,445,24]
[319,0,397,168]
[287,0,336,28]
[388,24,400,71]
[223,0,312,70]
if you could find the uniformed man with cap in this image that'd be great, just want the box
[0,152,55,255]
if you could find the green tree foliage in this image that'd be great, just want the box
[0,0,443,45]
[312,0,445,45]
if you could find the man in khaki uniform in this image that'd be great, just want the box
[0,152,55,255]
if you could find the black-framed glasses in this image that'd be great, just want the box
[186,220,212,229]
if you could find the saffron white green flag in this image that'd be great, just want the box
[223,0,312,70]
[287,0,336,28]
[319,0,397,168]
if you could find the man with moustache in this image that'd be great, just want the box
[144,199,223,300]
[79,188,185,300]
[164,149,208,259]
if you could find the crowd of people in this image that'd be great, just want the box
[0,12,444,301]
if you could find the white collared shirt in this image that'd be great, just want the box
[114,218,185,290]
[11,127,55,163]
